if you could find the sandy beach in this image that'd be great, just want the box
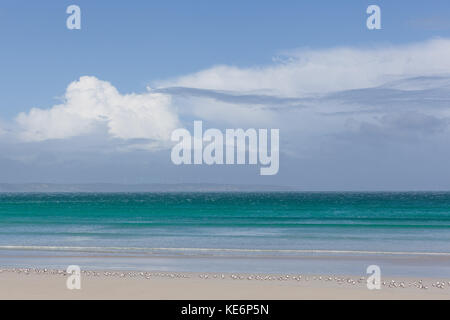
[0,268,449,300]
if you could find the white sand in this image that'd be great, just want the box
[0,269,449,300]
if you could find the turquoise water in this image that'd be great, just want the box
[1,192,450,276]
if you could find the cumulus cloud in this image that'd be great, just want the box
[16,76,180,144]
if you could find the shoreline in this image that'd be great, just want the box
[2,245,450,256]
[1,268,449,300]
[2,247,450,279]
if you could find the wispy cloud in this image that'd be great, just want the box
[154,38,450,97]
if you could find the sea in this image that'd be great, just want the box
[1,192,449,277]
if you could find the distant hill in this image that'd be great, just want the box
[0,183,299,193]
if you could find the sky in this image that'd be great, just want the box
[1,0,450,189]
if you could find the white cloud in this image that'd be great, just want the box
[155,38,450,97]
[16,76,181,143]
[144,39,450,151]
[12,39,450,155]
[4,38,450,187]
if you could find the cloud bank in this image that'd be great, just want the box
[13,38,450,147]
[3,38,450,187]
[155,38,450,96]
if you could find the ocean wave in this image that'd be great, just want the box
[1,245,449,256]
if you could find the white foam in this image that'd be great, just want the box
[0,245,449,256]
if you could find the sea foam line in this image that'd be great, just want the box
[0,245,450,256]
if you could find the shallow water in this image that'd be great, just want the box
[1,192,449,276]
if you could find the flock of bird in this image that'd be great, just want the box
[1,268,449,290]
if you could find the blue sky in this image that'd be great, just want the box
[1,0,450,117]
[1,1,450,189]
